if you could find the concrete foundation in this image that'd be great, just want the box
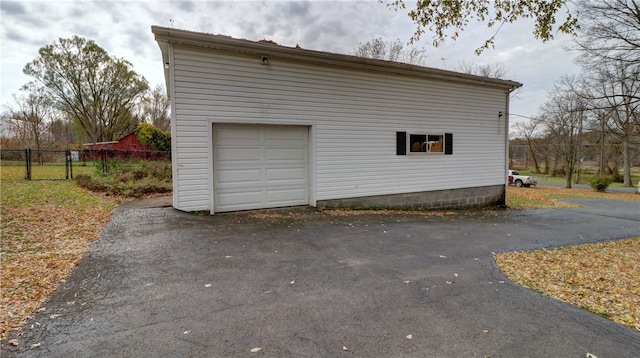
[317,185,506,210]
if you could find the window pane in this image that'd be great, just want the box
[409,134,427,152]
[428,134,443,152]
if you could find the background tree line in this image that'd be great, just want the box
[510,0,640,188]
[1,36,170,152]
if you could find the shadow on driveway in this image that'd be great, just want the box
[4,199,640,357]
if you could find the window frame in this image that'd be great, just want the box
[396,131,452,155]
[407,132,445,154]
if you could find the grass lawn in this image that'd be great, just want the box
[0,180,119,340]
[516,168,640,189]
[1,163,96,180]
[506,185,640,209]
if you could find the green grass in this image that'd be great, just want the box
[1,163,96,180]
[0,180,118,245]
[517,168,640,188]
[1,180,114,214]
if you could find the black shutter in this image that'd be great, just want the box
[444,133,453,155]
[396,132,407,155]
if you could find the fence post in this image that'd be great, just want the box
[25,148,31,180]
[69,150,73,179]
[65,150,70,179]
[101,149,107,174]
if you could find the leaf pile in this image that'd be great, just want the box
[496,237,640,331]
[0,180,119,341]
[506,185,639,209]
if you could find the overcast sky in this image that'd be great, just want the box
[0,0,582,125]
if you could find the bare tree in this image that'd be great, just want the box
[512,119,543,173]
[574,0,640,66]
[570,1,640,184]
[1,85,54,152]
[354,38,427,65]
[457,61,508,79]
[539,75,589,188]
[580,60,640,186]
[140,85,171,132]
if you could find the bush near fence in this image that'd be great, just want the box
[0,149,171,180]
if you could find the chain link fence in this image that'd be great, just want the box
[0,149,171,180]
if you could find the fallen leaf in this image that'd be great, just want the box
[8,339,19,346]
[250,347,261,353]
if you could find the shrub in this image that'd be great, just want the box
[75,161,172,198]
[589,175,613,192]
[610,173,624,183]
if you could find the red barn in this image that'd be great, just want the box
[83,132,152,151]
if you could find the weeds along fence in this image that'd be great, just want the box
[0,148,171,180]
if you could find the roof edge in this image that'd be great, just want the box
[151,26,523,90]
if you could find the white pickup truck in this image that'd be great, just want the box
[507,170,537,188]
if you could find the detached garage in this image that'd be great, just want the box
[152,26,522,214]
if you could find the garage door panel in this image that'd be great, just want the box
[266,188,308,203]
[265,148,306,161]
[216,168,262,185]
[266,167,307,182]
[216,190,263,207]
[216,147,262,162]
[213,124,309,212]
[265,127,307,140]
[216,127,261,141]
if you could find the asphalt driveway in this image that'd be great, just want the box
[4,199,640,357]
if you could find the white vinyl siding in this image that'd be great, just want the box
[170,45,508,211]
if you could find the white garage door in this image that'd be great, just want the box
[213,124,309,212]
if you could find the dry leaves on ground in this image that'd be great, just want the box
[506,185,640,210]
[496,237,640,331]
[0,181,119,341]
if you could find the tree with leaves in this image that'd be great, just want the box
[385,0,579,54]
[23,36,149,144]
[136,122,171,152]
[354,38,427,65]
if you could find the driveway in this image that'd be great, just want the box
[4,199,640,357]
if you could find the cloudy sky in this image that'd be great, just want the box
[0,0,582,124]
